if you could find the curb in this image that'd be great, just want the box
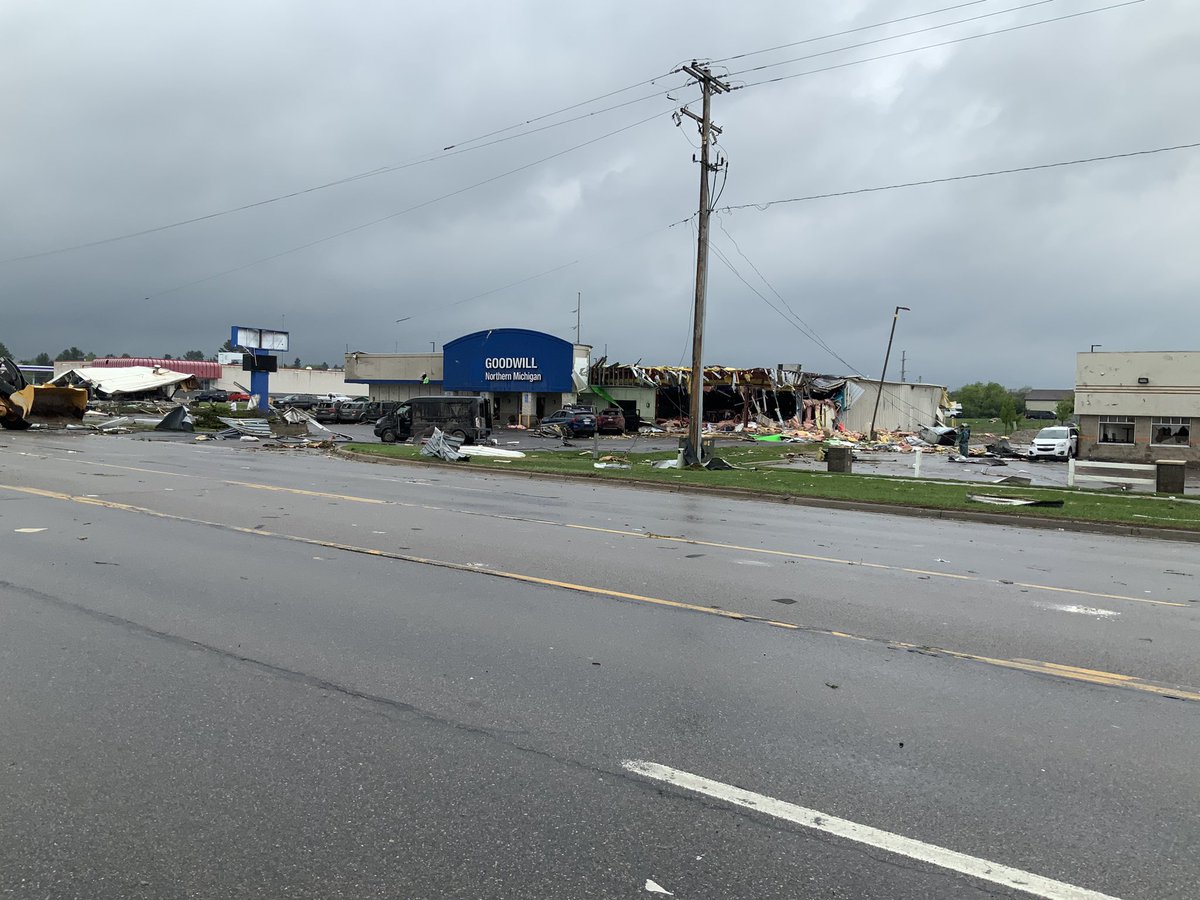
[331,448,1200,544]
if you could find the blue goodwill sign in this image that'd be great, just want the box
[443,329,574,393]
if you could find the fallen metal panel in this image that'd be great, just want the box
[216,417,273,437]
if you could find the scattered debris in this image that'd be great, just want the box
[966,494,1065,508]
[458,445,526,459]
[993,475,1032,486]
[155,406,194,432]
[420,428,463,461]
[644,880,674,896]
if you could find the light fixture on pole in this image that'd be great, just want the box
[1090,344,1102,352]
[868,306,910,441]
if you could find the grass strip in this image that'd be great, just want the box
[343,442,1200,531]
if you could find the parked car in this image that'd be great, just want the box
[227,391,250,402]
[335,398,379,423]
[541,408,596,438]
[275,393,319,409]
[192,389,228,403]
[1025,410,1057,420]
[597,407,626,434]
[312,400,340,423]
[1027,425,1079,459]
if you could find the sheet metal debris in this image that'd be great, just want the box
[420,427,463,461]
[155,406,194,432]
[966,494,1065,508]
[216,417,273,438]
[50,365,198,399]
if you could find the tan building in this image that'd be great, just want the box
[1024,388,1073,416]
[1075,351,1199,464]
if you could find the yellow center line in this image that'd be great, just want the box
[31,460,1191,610]
[223,480,390,504]
[2,480,1197,705]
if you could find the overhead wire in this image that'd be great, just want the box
[4,71,688,265]
[710,221,946,422]
[708,227,860,374]
[716,140,1200,213]
[715,216,844,365]
[733,0,1145,91]
[725,0,1063,79]
[143,108,673,300]
[708,0,994,64]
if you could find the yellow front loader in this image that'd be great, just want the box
[0,358,88,429]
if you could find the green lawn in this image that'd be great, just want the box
[342,442,1200,532]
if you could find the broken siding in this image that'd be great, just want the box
[837,380,945,434]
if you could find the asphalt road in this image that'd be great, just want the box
[2,431,1198,899]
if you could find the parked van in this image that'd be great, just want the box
[374,395,491,444]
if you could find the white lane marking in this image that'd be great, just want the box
[14,527,47,533]
[734,559,770,567]
[1048,605,1120,618]
[623,760,1121,900]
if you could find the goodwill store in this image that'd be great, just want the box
[344,328,591,426]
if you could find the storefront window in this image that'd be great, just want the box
[1151,417,1190,445]
[1098,416,1134,444]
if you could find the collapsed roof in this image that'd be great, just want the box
[50,365,198,399]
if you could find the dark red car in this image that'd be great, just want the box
[597,407,626,434]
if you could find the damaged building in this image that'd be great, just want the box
[584,361,948,434]
[49,365,199,401]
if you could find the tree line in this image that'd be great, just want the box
[954,381,1074,425]
[1,339,328,369]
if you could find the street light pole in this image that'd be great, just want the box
[1090,344,1102,352]
[868,306,910,441]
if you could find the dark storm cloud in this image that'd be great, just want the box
[2,0,1195,389]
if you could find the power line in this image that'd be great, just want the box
[717,140,1200,212]
[709,0,993,64]
[715,216,845,364]
[727,0,1063,79]
[734,0,1144,91]
[4,72,686,265]
[708,235,861,375]
[709,228,947,422]
[143,108,672,300]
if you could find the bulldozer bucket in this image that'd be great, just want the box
[0,384,88,428]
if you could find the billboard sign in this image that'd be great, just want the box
[232,326,289,352]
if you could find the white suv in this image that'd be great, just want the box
[1027,425,1078,459]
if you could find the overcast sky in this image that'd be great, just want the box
[3,0,1196,389]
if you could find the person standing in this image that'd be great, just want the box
[958,422,972,457]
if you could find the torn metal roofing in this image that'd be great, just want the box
[589,361,805,390]
[50,365,198,397]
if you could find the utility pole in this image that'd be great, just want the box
[576,291,581,344]
[900,350,907,383]
[680,62,729,464]
[868,306,909,441]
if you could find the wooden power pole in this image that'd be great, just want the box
[680,62,729,464]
